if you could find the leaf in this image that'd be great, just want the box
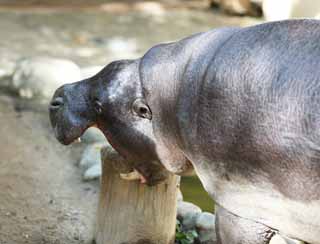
[175,232,187,240]
[189,230,198,238]
[181,239,191,244]
[175,220,199,244]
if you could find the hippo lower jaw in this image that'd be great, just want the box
[51,121,91,145]
[53,126,83,145]
[52,122,166,185]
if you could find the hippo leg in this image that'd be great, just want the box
[215,206,275,244]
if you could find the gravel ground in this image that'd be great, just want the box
[0,95,98,244]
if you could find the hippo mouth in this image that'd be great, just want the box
[49,103,128,160]
[49,97,126,157]
[50,117,166,185]
[50,113,92,145]
[54,124,89,145]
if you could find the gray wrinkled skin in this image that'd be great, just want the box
[50,19,320,243]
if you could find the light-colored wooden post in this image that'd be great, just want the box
[95,146,179,244]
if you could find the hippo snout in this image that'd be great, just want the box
[49,81,96,145]
[49,85,65,111]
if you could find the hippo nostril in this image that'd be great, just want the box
[50,97,64,110]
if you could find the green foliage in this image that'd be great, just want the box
[175,220,198,244]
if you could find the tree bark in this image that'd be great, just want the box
[95,146,179,244]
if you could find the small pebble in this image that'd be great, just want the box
[195,212,215,231]
[80,127,106,144]
[182,212,200,231]
[177,201,201,221]
[79,143,105,170]
[83,163,102,181]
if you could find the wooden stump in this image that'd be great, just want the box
[95,146,179,244]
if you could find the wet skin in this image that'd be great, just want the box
[50,19,320,243]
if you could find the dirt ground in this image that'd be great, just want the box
[0,4,261,243]
[0,94,98,244]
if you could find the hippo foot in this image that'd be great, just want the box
[120,170,147,184]
[215,206,306,244]
[215,206,275,244]
[101,146,169,186]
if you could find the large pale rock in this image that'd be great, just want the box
[263,0,320,21]
[196,212,216,243]
[83,163,102,181]
[12,57,81,100]
[177,201,202,222]
[80,127,106,143]
[0,61,15,78]
[177,201,202,220]
[79,143,106,181]
[210,0,262,16]
[196,212,215,231]
[133,2,165,16]
[177,189,184,202]
[181,212,200,231]
[106,37,138,58]
[0,60,16,89]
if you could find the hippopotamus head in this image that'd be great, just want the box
[49,59,169,185]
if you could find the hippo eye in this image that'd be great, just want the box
[132,98,152,120]
[94,99,103,114]
[139,107,148,114]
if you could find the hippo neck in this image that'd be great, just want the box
[139,28,239,154]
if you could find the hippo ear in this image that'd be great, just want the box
[132,98,152,120]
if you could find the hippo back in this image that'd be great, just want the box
[183,19,320,243]
[141,19,320,243]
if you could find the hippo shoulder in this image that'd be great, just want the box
[139,27,240,100]
[137,27,240,173]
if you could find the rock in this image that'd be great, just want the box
[181,212,200,231]
[198,240,216,244]
[80,142,108,181]
[0,60,16,89]
[177,201,202,222]
[177,189,183,202]
[263,0,320,21]
[0,74,12,90]
[0,68,9,79]
[196,212,215,230]
[210,0,262,17]
[106,37,138,58]
[80,127,106,143]
[81,66,104,79]
[79,142,105,172]
[0,60,15,76]
[74,47,98,58]
[133,2,165,17]
[11,57,81,100]
[196,212,216,243]
[83,163,102,181]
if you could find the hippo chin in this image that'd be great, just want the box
[50,19,320,244]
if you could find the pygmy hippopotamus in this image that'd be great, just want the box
[49,19,320,244]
